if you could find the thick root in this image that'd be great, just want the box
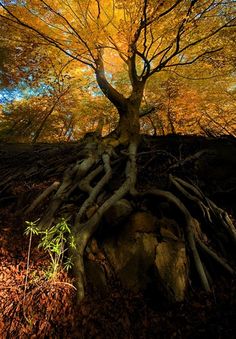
[25,181,60,214]
[69,140,139,301]
[137,188,211,292]
[38,155,97,230]
[26,139,236,303]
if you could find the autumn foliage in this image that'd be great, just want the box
[0,0,235,141]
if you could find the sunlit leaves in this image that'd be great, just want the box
[0,0,235,140]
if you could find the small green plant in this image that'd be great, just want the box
[23,218,75,325]
[24,217,74,282]
[38,218,74,279]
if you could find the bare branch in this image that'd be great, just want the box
[39,0,95,62]
[95,53,127,111]
[164,48,223,68]
[0,4,95,68]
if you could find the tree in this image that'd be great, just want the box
[1,1,235,140]
[0,0,235,302]
[0,20,117,141]
[142,72,236,136]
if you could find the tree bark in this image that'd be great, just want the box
[95,53,145,144]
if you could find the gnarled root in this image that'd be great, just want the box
[136,188,211,292]
[70,141,139,301]
[26,138,235,303]
[135,176,235,293]
[28,139,139,301]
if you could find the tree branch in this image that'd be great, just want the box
[95,53,127,111]
[164,48,223,68]
[0,4,95,68]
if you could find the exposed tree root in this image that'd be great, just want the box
[70,140,139,301]
[170,175,236,245]
[195,236,235,276]
[21,138,236,303]
[25,181,60,214]
[167,149,216,173]
[136,188,211,292]
[38,154,97,230]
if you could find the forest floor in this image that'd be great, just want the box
[0,135,236,338]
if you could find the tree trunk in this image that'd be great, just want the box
[112,84,145,144]
[116,104,140,143]
[95,54,145,144]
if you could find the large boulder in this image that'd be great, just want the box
[103,199,133,227]
[86,211,189,302]
[103,211,159,292]
[155,237,188,302]
[156,218,189,302]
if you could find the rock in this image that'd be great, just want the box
[157,217,181,238]
[128,211,157,234]
[98,211,188,302]
[155,236,188,302]
[85,239,108,295]
[160,227,179,241]
[103,232,158,292]
[103,199,133,227]
[103,211,159,292]
[90,238,99,255]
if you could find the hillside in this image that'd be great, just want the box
[0,135,236,338]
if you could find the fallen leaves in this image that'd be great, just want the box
[0,212,77,338]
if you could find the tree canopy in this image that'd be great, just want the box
[0,0,235,141]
